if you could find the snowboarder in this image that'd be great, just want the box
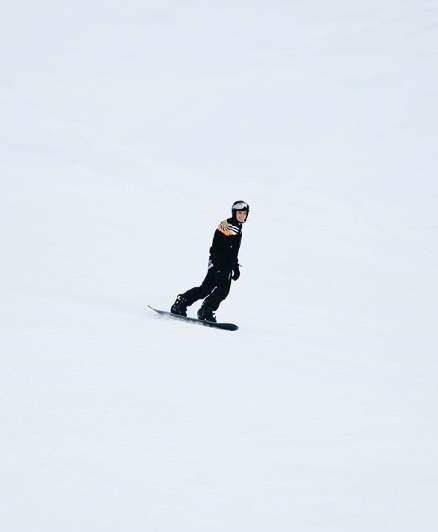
[171,200,250,322]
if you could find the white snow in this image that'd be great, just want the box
[1,1,437,530]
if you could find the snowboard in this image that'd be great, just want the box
[148,306,238,331]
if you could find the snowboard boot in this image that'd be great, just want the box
[171,294,188,316]
[197,303,217,323]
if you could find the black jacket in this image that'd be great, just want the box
[209,217,242,269]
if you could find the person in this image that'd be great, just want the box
[171,200,250,322]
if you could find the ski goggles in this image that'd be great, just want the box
[233,201,249,211]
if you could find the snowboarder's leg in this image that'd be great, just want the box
[170,294,189,316]
[171,269,215,315]
[197,270,232,321]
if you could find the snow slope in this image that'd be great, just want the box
[1,1,437,531]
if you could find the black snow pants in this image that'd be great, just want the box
[182,267,232,311]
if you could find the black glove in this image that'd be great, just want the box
[231,261,240,281]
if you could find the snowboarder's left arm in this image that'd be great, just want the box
[209,218,242,265]
[231,260,240,280]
